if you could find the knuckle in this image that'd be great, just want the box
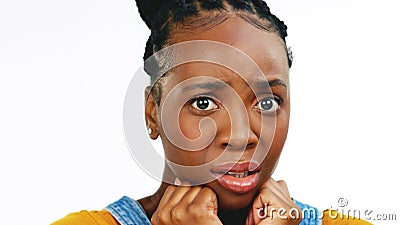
[165,185,176,192]
[260,185,271,194]
[187,203,201,214]
[171,205,185,221]
[188,203,210,220]
[277,180,287,187]
[262,177,274,188]
[150,215,159,225]
[192,186,202,192]
[278,180,289,191]
[201,186,215,196]
[157,209,170,224]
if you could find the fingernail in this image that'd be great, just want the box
[174,177,181,186]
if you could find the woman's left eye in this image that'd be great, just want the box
[255,96,281,112]
[191,97,218,111]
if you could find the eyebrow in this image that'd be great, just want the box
[180,79,287,92]
[181,81,228,92]
[254,79,287,90]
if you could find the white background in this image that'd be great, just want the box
[1,0,399,224]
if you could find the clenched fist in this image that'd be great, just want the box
[151,181,223,225]
[246,178,302,225]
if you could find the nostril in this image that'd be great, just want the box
[246,142,255,149]
[221,142,255,150]
[221,143,230,148]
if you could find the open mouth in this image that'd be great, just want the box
[225,171,253,178]
[215,170,257,178]
[211,161,260,194]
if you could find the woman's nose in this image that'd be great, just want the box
[217,109,258,151]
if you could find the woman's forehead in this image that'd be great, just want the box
[168,16,289,71]
[168,60,287,80]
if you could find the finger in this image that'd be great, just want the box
[271,179,291,199]
[252,194,271,224]
[256,178,290,209]
[192,187,218,215]
[246,207,255,225]
[155,185,193,225]
[261,178,293,207]
[252,181,292,223]
[172,179,202,206]
[277,180,290,196]
[153,185,177,225]
[178,180,193,187]
[167,186,203,224]
[252,196,291,224]
[164,185,192,208]
[175,185,203,206]
[157,185,177,209]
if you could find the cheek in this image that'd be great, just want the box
[161,134,215,183]
[271,118,289,166]
[274,114,289,143]
[178,110,202,140]
[164,146,204,166]
[258,111,289,165]
[256,113,289,145]
[161,112,207,167]
[258,121,289,180]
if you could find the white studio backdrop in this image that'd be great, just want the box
[0,0,399,224]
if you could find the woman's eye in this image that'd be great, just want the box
[191,97,218,111]
[255,96,280,112]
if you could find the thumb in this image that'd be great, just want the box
[246,207,255,225]
[252,195,267,224]
[194,187,219,215]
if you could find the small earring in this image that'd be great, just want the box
[148,127,153,135]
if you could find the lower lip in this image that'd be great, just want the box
[214,172,259,194]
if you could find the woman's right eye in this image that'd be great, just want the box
[191,97,218,111]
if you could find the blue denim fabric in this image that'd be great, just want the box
[105,196,321,225]
[106,196,151,225]
[293,199,322,225]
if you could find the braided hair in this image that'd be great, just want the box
[135,0,292,104]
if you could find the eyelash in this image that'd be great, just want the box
[189,96,219,112]
[188,95,283,113]
[254,95,282,113]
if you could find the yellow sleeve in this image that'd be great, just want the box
[51,210,120,225]
[322,209,373,225]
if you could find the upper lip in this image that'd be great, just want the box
[211,161,260,174]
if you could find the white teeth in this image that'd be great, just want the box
[226,171,249,178]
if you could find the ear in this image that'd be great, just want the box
[145,86,159,139]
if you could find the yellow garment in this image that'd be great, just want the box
[52,210,119,225]
[53,209,373,225]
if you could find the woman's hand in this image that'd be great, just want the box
[246,178,302,225]
[151,181,222,225]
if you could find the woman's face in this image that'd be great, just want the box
[147,16,290,210]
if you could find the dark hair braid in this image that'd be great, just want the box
[135,0,292,103]
[199,0,224,10]
[252,0,288,40]
[226,0,254,12]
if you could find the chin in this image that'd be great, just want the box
[207,181,259,211]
